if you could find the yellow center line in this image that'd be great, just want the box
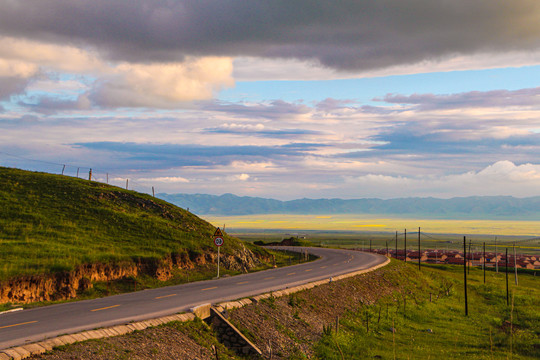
[287,272,296,276]
[0,321,38,330]
[236,281,249,285]
[264,277,275,280]
[201,286,218,291]
[305,269,313,272]
[320,266,328,269]
[91,305,120,312]
[155,294,176,299]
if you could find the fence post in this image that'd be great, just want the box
[61,164,65,175]
[126,179,128,190]
[152,186,155,197]
[76,167,79,178]
[88,168,92,181]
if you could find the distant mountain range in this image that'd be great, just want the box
[157,193,540,220]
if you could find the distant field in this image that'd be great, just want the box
[205,214,540,237]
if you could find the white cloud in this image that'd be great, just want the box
[89,57,234,108]
[137,176,190,183]
[235,173,250,181]
[343,161,540,198]
[0,36,234,107]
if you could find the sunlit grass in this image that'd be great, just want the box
[205,213,540,236]
[0,167,249,280]
[314,262,540,359]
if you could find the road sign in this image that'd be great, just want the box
[213,227,224,238]
[214,237,224,247]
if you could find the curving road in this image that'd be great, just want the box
[0,247,386,349]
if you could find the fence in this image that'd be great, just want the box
[0,151,157,196]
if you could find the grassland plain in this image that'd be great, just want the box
[0,167,284,308]
[205,213,540,236]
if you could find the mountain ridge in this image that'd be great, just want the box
[158,193,540,219]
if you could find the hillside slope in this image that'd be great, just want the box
[0,167,265,304]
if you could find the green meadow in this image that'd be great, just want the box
[0,167,255,281]
[314,261,540,359]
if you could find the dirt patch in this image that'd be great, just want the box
[227,261,415,359]
[30,320,238,360]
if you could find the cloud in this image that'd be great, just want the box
[0,76,31,99]
[2,1,540,72]
[200,100,311,120]
[343,161,540,198]
[72,141,319,169]
[381,87,540,110]
[204,122,322,138]
[0,36,233,108]
[137,176,190,183]
[89,57,234,108]
[21,95,92,115]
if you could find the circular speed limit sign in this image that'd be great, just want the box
[214,237,224,247]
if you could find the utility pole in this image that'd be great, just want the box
[468,239,472,274]
[395,231,398,259]
[418,227,421,271]
[506,248,509,306]
[463,236,468,316]
[404,229,407,262]
[514,243,518,286]
[495,237,498,273]
[483,242,486,284]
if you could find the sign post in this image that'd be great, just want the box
[213,228,224,278]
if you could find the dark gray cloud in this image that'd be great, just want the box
[381,87,540,110]
[1,1,539,70]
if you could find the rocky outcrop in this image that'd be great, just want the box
[0,246,263,304]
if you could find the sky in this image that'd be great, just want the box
[1,0,540,200]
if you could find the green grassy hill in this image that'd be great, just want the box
[0,167,255,281]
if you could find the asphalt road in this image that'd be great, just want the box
[0,247,386,349]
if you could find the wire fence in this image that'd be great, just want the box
[0,151,157,196]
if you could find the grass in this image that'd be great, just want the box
[0,167,256,280]
[206,213,540,236]
[314,261,540,359]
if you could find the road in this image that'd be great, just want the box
[0,247,386,349]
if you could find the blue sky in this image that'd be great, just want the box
[222,66,540,104]
[1,1,540,200]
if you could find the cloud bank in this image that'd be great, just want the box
[1,0,540,70]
